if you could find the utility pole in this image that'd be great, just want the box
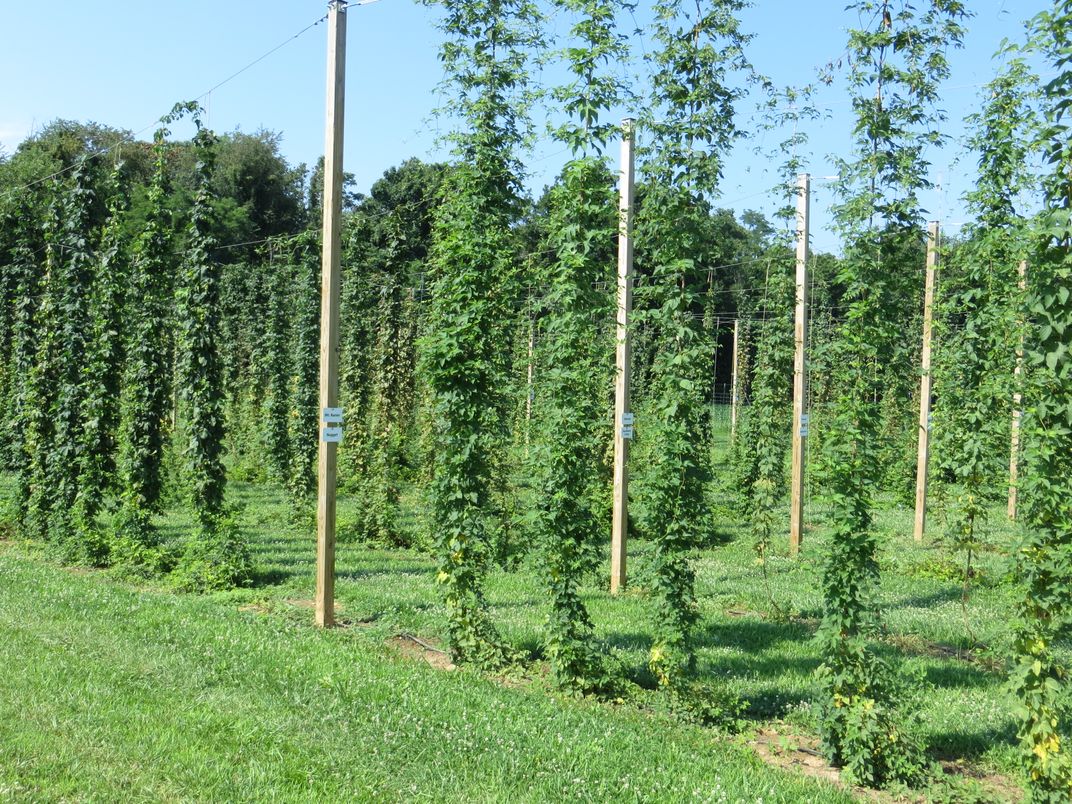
[913,221,939,543]
[1008,259,1027,520]
[316,0,347,628]
[610,118,635,595]
[789,173,810,556]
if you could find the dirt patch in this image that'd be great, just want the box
[752,727,848,790]
[752,725,1021,802]
[386,633,457,672]
[937,759,1023,803]
[238,602,269,615]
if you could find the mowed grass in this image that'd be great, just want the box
[240,479,1026,774]
[0,541,851,802]
[0,405,1039,801]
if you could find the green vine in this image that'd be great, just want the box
[418,0,542,667]
[114,109,180,555]
[263,243,294,485]
[933,59,1036,646]
[288,230,321,501]
[635,0,749,690]
[1011,3,1072,798]
[76,164,129,553]
[525,0,623,693]
[173,109,251,589]
[816,0,965,788]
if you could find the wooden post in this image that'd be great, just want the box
[610,118,635,595]
[1008,259,1027,520]
[913,221,939,543]
[789,173,810,556]
[524,317,535,454]
[316,0,347,628]
[729,319,740,444]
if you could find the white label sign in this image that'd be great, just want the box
[322,407,344,424]
[622,412,635,426]
[322,426,343,443]
[621,425,635,440]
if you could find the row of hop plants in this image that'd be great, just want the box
[2,0,1070,798]
[407,0,1072,799]
[0,103,253,589]
[335,0,1072,798]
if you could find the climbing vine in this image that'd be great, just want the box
[527,0,624,692]
[418,0,542,667]
[1011,2,1072,797]
[173,110,251,589]
[262,243,294,485]
[76,164,129,548]
[635,0,749,690]
[933,59,1036,644]
[816,0,965,787]
[7,198,44,527]
[288,230,321,501]
[114,109,180,555]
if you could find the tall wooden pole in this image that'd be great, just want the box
[789,173,810,556]
[913,221,939,543]
[729,319,740,444]
[1008,259,1028,520]
[610,118,635,595]
[316,0,347,628]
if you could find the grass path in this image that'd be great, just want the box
[0,541,851,802]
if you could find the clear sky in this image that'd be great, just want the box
[0,0,1050,252]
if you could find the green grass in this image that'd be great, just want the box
[0,541,852,801]
[0,407,1036,801]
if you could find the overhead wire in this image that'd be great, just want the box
[1,8,334,203]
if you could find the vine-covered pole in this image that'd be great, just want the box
[789,172,810,556]
[1007,258,1027,520]
[315,0,347,628]
[913,221,939,543]
[730,318,740,442]
[610,117,635,595]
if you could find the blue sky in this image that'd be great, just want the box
[0,0,1049,252]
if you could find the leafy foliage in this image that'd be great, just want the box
[115,114,177,549]
[634,0,750,690]
[418,0,543,667]
[76,165,129,545]
[174,110,251,588]
[817,0,966,787]
[932,59,1036,644]
[1011,3,1072,798]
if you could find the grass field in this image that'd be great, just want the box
[0,411,1036,801]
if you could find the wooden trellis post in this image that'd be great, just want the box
[1008,259,1027,520]
[610,118,635,595]
[729,319,741,444]
[316,0,347,628]
[789,173,810,556]
[913,221,939,543]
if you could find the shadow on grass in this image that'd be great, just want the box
[336,565,432,581]
[885,586,963,610]
[928,722,1017,761]
[249,567,294,587]
[921,661,998,691]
